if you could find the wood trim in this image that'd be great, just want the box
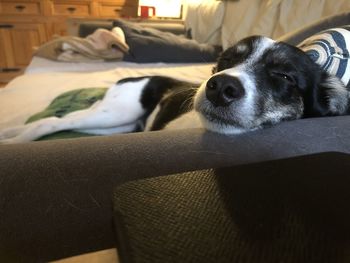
[0,70,24,83]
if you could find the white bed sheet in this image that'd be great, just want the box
[0,57,214,130]
[25,57,215,75]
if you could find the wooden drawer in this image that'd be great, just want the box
[98,2,137,18]
[98,3,123,17]
[0,1,41,15]
[50,2,91,16]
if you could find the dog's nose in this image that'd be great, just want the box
[205,74,245,107]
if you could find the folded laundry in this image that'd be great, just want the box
[34,27,129,62]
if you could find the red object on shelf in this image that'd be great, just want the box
[140,6,156,18]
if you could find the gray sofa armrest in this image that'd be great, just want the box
[113,152,350,263]
[278,12,350,45]
[1,116,350,261]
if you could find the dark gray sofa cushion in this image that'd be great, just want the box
[279,12,350,45]
[112,19,222,63]
[1,116,350,261]
[114,152,350,263]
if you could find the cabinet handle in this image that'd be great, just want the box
[0,68,21,73]
[15,5,26,11]
[114,9,120,13]
[67,7,76,13]
[0,24,14,29]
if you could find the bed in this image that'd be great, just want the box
[1,0,349,140]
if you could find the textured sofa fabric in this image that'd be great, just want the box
[1,116,350,261]
[114,152,350,263]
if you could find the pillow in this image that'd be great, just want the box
[298,26,350,88]
[112,19,222,63]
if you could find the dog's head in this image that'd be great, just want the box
[194,36,348,134]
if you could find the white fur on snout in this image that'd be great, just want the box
[219,68,256,122]
[193,71,257,134]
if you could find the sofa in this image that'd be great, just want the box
[1,10,350,263]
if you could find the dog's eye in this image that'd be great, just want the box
[271,71,295,84]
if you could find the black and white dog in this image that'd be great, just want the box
[0,36,348,144]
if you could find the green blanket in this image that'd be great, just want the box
[27,87,108,141]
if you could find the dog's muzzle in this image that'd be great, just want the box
[205,74,245,107]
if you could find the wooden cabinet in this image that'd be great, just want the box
[0,0,139,82]
[0,23,47,68]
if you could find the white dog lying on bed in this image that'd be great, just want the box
[0,34,349,144]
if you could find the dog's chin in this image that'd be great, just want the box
[196,111,253,135]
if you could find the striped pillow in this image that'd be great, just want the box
[298,26,350,88]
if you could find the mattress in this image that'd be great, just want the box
[0,57,214,130]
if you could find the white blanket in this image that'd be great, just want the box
[0,60,213,130]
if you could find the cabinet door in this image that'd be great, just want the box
[0,26,14,68]
[0,22,47,68]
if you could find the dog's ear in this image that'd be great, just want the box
[318,73,349,116]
